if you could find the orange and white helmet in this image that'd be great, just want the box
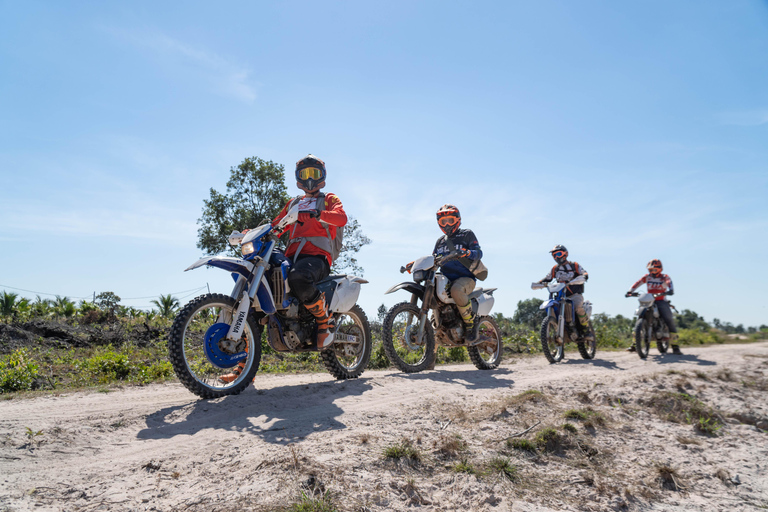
[436,204,461,236]
[647,259,663,275]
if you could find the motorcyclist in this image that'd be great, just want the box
[625,259,681,355]
[220,154,347,383]
[537,245,594,342]
[433,204,483,343]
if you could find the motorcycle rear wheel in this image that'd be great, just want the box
[382,301,435,373]
[540,315,564,364]
[577,320,597,360]
[657,331,670,354]
[467,315,502,370]
[320,305,372,379]
[634,319,651,359]
[168,293,262,399]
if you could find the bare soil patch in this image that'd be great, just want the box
[1,343,767,511]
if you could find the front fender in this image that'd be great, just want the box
[384,282,425,298]
[539,299,557,311]
[185,256,255,278]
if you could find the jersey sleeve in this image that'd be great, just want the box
[540,265,556,283]
[464,230,483,260]
[629,275,648,292]
[318,193,347,228]
[575,262,588,280]
[270,199,292,227]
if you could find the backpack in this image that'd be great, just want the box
[287,192,344,263]
[443,235,488,281]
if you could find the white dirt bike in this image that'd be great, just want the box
[168,204,372,399]
[626,291,671,359]
[382,251,501,372]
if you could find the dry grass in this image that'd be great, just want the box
[655,463,685,491]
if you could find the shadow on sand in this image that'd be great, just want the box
[137,377,373,445]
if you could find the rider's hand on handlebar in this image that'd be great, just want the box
[456,247,471,259]
[625,291,633,298]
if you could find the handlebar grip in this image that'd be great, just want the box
[400,266,406,274]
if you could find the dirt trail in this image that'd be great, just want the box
[2,343,767,511]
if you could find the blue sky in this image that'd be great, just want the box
[1,1,767,327]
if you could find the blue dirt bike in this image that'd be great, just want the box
[531,275,596,363]
[168,204,372,398]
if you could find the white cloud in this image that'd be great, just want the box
[106,26,257,103]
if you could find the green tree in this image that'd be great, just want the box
[151,294,180,319]
[333,217,372,275]
[197,155,371,274]
[95,292,121,320]
[512,298,545,330]
[675,309,710,331]
[197,157,291,256]
[0,291,19,323]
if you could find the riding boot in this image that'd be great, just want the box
[670,334,682,355]
[305,292,335,350]
[577,312,594,342]
[626,345,636,352]
[457,303,478,342]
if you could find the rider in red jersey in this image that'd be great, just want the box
[625,259,681,355]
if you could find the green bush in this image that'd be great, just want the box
[0,349,40,393]
[677,328,724,346]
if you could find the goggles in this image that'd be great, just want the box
[552,251,567,259]
[437,215,459,227]
[298,167,324,180]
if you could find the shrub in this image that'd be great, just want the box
[0,349,40,393]
[487,456,519,481]
[507,438,537,452]
[383,439,421,462]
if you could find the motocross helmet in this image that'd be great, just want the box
[647,259,663,276]
[436,204,461,236]
[295,154,326,193]
[549,244,568,264]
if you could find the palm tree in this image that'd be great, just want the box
[151,294,180,319]
[32,296,53,318]
[1,291,19,322]
[53,295,75,319]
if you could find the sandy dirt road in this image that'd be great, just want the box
[2,342,767,511]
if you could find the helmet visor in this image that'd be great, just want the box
[298,167,324,180]
[552,250,567,259]
[437,215,459,228]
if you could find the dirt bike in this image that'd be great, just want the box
[625,291,671,359]
[382,251,501,372]
[168,203,372,399]
[531,276,596,363]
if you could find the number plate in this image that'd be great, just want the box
[333,333,358,343]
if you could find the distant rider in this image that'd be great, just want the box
[625,259,681,355]
[433,204,483,343]
[537,245,594,342]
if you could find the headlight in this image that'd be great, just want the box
[241,242,255,255]
[413,269,427,282]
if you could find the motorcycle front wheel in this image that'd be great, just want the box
[634,318,651,359]
[467,315,503,370]
[382,301,435,373]
[320,305,372,379]
[168,293,262,399]
[540,314,564,364]
[577,320,597,360]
